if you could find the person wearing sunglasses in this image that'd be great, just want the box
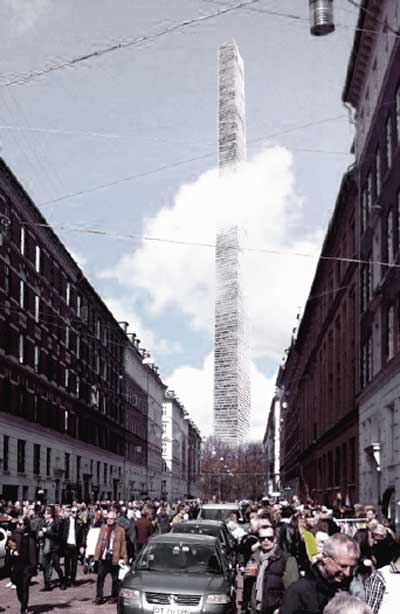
[10,516,37,614]
[252,527,299,614]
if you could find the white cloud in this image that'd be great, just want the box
[103,296,183,361]
[5,0,50,35]
[102,146,323,440]
[166,353,274,441]
[103,146,322,361]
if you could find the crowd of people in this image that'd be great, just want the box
[0,495,398,614]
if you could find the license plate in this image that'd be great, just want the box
[153,607,191,614]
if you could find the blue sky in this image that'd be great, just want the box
[0,0,358,439]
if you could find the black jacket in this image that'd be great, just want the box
[260,548,295,614]
[279,563,340,614]
[275,521,310,573]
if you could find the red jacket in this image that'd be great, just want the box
[136,517,154,545]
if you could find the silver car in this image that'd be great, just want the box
[119,533,235,614]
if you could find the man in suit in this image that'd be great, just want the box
[40,508,66,591]
[61,507,84,586]
[94,510,128,605]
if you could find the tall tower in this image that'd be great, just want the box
[213,41,251,445]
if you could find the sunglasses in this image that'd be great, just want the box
[259,535,275,542]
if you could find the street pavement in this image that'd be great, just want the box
[0,565,244,613]
[0,567,117,613]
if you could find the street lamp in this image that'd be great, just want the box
[309,0,335,36]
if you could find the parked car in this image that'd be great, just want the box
[170,520,236,568]
[119,533,235,614]
[0,526,8,571]
[197,504,246,525]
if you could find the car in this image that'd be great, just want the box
[197,504,246,525]
[169,521,236,568]
[119,533,235,614]
[0,515,12,572]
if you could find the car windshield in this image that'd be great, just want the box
[136,543,223,574]
[200,508,237,521]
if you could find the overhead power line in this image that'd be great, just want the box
[346,0,400,37]
[38,114,348,209]
[0,0,261,88]
[20,220,400,270]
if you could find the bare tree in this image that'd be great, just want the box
[201,437,267,501]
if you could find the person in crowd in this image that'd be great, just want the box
[117,506,137,561]
[280,533,360,614]
[315,518,331,554]
[365,536,400,614]
[350,528,376,599]
[275,505,310,573]
[136,510,154,552]
[94,510,128,605]
[364,506,378,523]
[298,514,319,564]
[10,516,37,614]
[251,525,299,614]
[369,523,394,569]
[155,505,171,534]
[40,508,66,591]
[62,506,84,586]
[238,518,260,614]
[323,593,373,614]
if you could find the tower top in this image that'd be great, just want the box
[218,41,246,170]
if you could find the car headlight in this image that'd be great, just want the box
[206,594,230,604]
[120,588,141,603]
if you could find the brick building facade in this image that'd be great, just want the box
[0,158,156,502]
[278,171,360,504]
[343,0,400,524]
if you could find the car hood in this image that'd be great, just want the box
[124,570,229,594]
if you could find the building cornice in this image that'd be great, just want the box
[342,0,382,107]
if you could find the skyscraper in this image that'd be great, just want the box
[213,41,251,445]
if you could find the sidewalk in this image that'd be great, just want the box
[0,566,117,613]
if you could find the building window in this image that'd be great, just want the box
[65,325,70,348]
[65,452,70,479]
[33,444,41,475]
[20,226,25,255]
[35,245,41,273]
[77,455,81,480]
[97,461,100,483]
[4,263,11,296]
[375,148,381,199]
[386,115,393,169]
[361,336,373,387]
[34,346,40,373]
[3,435,9,471]
[387,305,395,361]
[367,173,372,216]
[104,463,108,484]
[18,334,24,364]
[46,448,51,476]
[96,318,101,340]
[34,295,40,323]
[396,83,400,141]
[96,354,100,375]
[65,368,69,389]
[77,295,81,318]
[17,439,26,473]
[19,279,25,309]
[388,210,394,263]
[76,375,80,397]
[76,335,80,358]
[66,282,71,306]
